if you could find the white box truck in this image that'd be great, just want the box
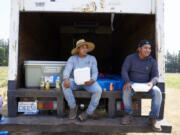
[3,0,171,133]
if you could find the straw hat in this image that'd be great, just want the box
[71,39,95,55]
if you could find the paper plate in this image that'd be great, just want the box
[132,83,151,92]
[74,67,90,85]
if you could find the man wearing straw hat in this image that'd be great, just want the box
[62,39,102,121]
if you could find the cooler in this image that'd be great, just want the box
[24,61,66,88]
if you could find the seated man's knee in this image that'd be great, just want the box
[61,81,71,93]
[123,89,132,99]
[152,86,162,97]
[123,88,132,95]
[97,88,102,95]
[94,83,102,95]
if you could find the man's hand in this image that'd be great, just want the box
[64,78,71,88]
[147,82,153,91]
[85,79,95,86]
[123,82,131,91]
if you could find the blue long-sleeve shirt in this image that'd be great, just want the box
[63,54,98,81]
[121,52,159,85]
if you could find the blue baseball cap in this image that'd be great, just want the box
[138,40,151,47]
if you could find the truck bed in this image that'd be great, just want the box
[0,116,172,133]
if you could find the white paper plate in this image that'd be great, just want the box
[131,83,151,92]
[74,67,90,85]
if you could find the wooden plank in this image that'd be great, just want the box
[8,0,20,81]
[8,95,17,117]
[108,97,116,118]
[20,0,155,14]
[155,0,165,83]
[8,89,62,97]
[57,93,65,117]
[0,116,172,133]
[73,90,164,99]
[8,89,165,99]
[9,89,159,99]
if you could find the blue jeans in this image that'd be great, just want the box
[123,83,162,118]
[62,79,102,115]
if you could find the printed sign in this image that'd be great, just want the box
[18,102,37,113]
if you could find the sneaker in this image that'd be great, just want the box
[149,118,162,132]
[121,114,133,125]
[78,112,89,121]
[69,106,78,120]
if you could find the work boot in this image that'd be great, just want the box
[78,112,89,121]
[149,118,162,132]
[69,106,78,120]
[121,114,133,125]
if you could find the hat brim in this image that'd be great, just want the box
[71,42,95,55]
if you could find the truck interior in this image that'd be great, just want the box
[17,12,156,88]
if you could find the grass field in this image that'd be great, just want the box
[0,66,180,135]
[165,73,180,89]
[0,66,8,88]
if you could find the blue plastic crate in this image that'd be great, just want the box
[97,74,124,91]
[0,131,8,135]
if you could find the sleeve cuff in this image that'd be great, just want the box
[151,78,158,86]
[91,77,97,81]
[63,76,69,80]
[124,80,131,84]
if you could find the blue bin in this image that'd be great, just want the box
[97,74,124,91]
[0,131,8,135]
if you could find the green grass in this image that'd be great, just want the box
[0,66,8,87]
[165,73,180,89]
[0,66,8,80]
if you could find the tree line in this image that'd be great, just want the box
[165,51,180,73]
[0,39,9,66]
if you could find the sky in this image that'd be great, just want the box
[0,0,10,40]
[164,0,180,54]
[0,0,180,54]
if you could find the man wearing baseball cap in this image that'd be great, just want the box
[121,40,162,131]
[62,39,102,121]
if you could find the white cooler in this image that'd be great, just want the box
[24,61,66,88]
